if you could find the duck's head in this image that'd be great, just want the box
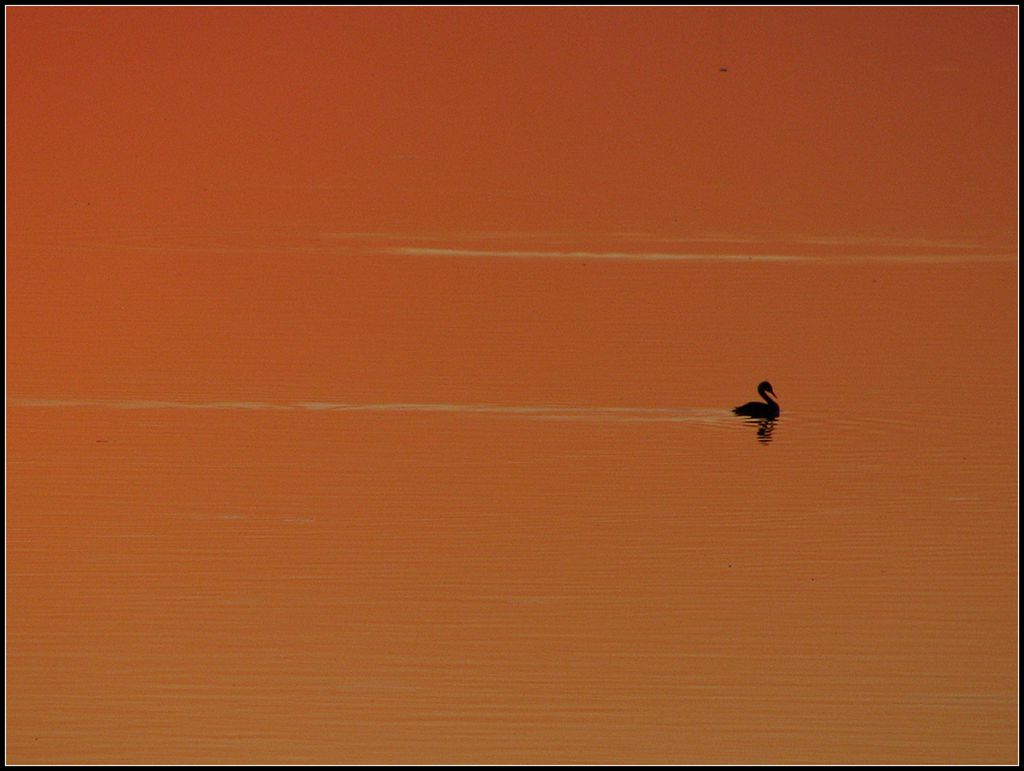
[758,381,777,399]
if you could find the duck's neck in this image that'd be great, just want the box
[760,389,777,406]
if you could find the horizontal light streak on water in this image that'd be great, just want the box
[390,247,809,262]
[12,398,734,424]
[388,247,1013,263]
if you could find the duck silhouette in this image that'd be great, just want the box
[733,381,780,419]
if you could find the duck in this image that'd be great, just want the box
[733,381,780,419]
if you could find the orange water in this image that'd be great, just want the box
[7,7,1018,764]
[7,244,1017,763]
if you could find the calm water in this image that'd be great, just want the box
[6,240,1017,763]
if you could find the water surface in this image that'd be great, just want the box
[7,240,1017,763]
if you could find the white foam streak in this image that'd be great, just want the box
[390,247,808,262]
[387,247,1012,263]
[12,398,733,425]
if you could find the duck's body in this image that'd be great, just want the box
[733,381,780,418]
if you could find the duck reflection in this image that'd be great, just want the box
[734,415,778,444]
[754,417,777,444]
